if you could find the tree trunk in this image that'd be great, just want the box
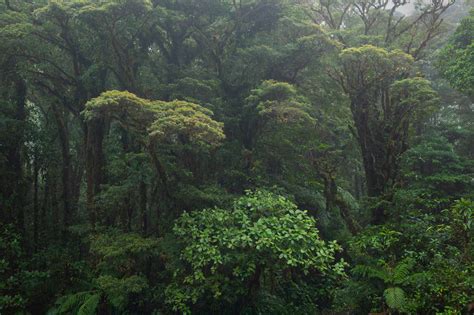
[41,171,49,240]
[51,178,60,237]
[71,138,85,219]
[323,173,361,235]
[1,75,28,231]
[33,157,39,251]
[236,264,263,313]
[351,99,387,199]
[140,181,148,234]
[86,119,105,227]
[51,103,72,228]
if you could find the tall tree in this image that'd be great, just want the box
[336,46,438,221]
[301,0,455,58]
[82,91,224,227]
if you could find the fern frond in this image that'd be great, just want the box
[392,258,415,285]
[51,291,93,314]
[353,264,389,281]
[384,287,406,311]
[78,293,101,315]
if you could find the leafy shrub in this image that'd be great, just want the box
[165,190,346,313]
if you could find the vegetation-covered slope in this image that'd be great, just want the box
[0,0,472,314]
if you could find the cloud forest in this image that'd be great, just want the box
[0,0,473,314]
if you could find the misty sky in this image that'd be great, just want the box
[392,0,459,16]
[397,2,416,15]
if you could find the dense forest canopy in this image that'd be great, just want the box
[0,0,473,314]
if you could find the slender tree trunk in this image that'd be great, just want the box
[51,104,73,228]
[51,178,60,237]
[353,168,364,200]
[3,75,27,231]
[147,143,170,234]
[323,173,361,235]
[127,199,133,232]
[140,181,148,234]
[33,157,39,251]
[147,143,168,188]
[86,119,105,227]
[71,139,85,219]
[41,172,49,240]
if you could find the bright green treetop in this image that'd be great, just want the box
[83,90,225,147]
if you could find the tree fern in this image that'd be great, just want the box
[77,293,100,315]
[384,287,406,311]
[57,292,92,314]
[391,258,415,285]
[353,263,389,282]
[48,291,97,315]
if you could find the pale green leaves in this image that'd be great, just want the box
[246,80,314,124]
[149,100,224,147]
[83,90,153,128]
[339,45,414,94]
[83,90,225,147]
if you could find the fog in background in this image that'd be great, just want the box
[396,1,416,15]
[389,0,473,27]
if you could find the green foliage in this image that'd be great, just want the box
[96,275,148,310]
[166,190,346,313]
[397,134,474,211]
[246,80,314,124]
[0,0,472,314]
[383,287,406,311]
[336,198,474,313]
[438,9,474,98]
[243,80,320,190]
[89,230,160,264]
[78,293,100,315]
[49,230,162,314]
[340,45,414,93]
[446,198,474,253]
[390,77,440,117]
[338,44,440,199]
[149,100,225,147]
[83,91,152,123]
[0,225,26,313]
[49,291,99,315]
[83,90,225,147]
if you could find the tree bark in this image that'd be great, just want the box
[51,103,72,228]
[323,173,361,235]
[41,171,49,240]
[51,178,60,237]
[140,180,148,234]
[86,119,105,227]
[33,157,39,251]
[2,75,27,230]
